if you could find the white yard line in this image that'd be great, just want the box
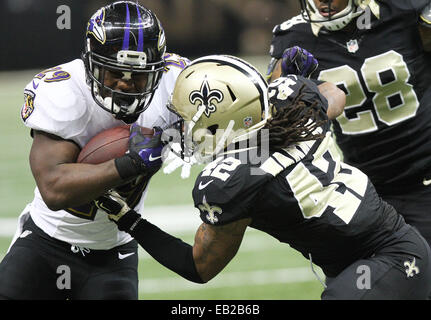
[139,267,322,293]
[0,207,324,294]
[0,204,201,237]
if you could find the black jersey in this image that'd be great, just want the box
[192,107,404,278]
[269,0,431,195]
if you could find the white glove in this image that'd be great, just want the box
[162,143,197,179]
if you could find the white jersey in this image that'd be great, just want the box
[19,54,189,250]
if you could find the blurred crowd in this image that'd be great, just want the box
[1,0,301,70]
[133,0,301,56]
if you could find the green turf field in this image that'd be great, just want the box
[0,57,325,300]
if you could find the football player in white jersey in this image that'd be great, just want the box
[0,1,189,299]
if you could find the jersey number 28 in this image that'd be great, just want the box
[318,50,419,134]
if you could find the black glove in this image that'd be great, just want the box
[281,46,318,78]
[94,190,142,232]
[115,124,163,180]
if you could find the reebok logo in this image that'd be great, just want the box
[423,178,431,186]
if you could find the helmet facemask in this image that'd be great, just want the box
[165,55,270,164]
[83,2,166,123]
[84,42,164,123]
[299,0,364,31]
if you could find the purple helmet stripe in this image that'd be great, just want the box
[136,5,144,52]
[122,3,131,50]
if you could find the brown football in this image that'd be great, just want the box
[77,125,155,164]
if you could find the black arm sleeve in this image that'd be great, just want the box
[119,210,205,284]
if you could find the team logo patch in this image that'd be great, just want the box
[198,195,223,224]
[189,78,223,118]
[21,90,35,122]
[404,258,420,278]
[87,8,106,44]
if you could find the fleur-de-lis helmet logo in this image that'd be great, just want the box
[189,78,224,118]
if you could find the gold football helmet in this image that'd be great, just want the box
[167,55,270,162]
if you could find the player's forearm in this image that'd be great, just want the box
[317,82,346,120]
[30,130,130,210]
[36,160,125,211]
[119,211,206,283]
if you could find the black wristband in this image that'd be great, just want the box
[114,154,141,180]
[128,217,204,283]
[116,209,142,232]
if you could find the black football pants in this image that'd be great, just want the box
[0,216,138,300]
[322,225,431,300]
[382,183,431,249]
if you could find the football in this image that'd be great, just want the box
[77,125,155,164]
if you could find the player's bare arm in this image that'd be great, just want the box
[30,130,124,211]
[317,81,346,119]
[268,59,283,83]
[193,218,251,282]
[93,189,250,283]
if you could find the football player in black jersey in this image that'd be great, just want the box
[95,55,431,299]
[267,0,431,249]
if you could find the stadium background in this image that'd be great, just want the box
[0,0,326,299]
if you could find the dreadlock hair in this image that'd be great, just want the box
[263,84,328,150]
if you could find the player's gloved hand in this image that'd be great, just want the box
[128,123,163,169]
[94,190,142,232]
[281,46,318,78]
[115,124,163,180]
[163,142,197,179]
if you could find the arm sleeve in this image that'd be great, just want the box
[117,210,205,283]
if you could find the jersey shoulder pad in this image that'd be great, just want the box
[163,52,191,76]
[193,156,272,225]
[161,53,190,91]
[269,75,328,114]
[272,14,308,36]
[270,15,313,58]
[21,59,91,139]
[137,53,190,128]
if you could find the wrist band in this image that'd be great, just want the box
[114,155,140,180]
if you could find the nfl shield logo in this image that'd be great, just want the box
[243,116,253,128]
[346,39,359,53]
